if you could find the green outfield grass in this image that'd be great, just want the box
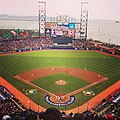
[0,50,120,110]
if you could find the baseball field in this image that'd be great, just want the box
[0,50,120,111]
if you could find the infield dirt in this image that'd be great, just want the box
[15,67,106,83]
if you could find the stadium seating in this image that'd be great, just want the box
[0,37,120,55]
[0,85,37,120]
[0,85,120,120]
[0,37,120,120]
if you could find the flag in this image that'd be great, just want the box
[20,31,29,38]
[10,30,16,36]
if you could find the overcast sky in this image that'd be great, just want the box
[0,0,120,20]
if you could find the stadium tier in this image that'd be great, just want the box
[0,85,120,119]
[0,36,120,120]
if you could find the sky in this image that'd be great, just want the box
[0,0,120,20]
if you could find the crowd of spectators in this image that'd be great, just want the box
[0,37,53,53]
[0,36,120,55]
[73,40,91,49]
[33,87,120,120]
[89,39,120,53]
[0,85,37,120]
[0,85,120,120]
[90,39,120,49]
[92,87,120,120]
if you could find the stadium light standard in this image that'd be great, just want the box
[38,1,46,37]
[80,1,89,41]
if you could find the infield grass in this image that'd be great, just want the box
[31,73,90,94]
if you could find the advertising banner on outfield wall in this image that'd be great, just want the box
[51,22,57,29]
[68,23,75,30]
[50,29,57,37]
[45,22,57,29]
[68,30,75,37]
[45,29,51,35]
[45,22,51,29]
[75,23,80,31]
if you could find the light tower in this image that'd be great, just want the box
[80,1,89,40]
[38,1,46,37]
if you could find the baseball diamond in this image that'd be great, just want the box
[1,0,120,119]
[0,50,120,112]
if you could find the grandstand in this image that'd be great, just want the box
[0,30,120,120]
[0,0,120,119]
[0,84,120,119]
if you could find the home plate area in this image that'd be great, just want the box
[44,94,75,106]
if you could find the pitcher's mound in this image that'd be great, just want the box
[55,80,67,85]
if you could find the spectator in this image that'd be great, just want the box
[43,108,62,120]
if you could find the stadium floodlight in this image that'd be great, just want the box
[38,1,46,37]
[80,1,89,41]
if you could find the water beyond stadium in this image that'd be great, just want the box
[0,19,120,45]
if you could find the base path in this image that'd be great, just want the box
[15,68,108,103]
[15,75,107,105]
[64,77,107,98]
[16,67,106,83]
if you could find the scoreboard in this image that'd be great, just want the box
[45,22,80,39]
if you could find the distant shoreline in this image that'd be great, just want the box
[0,19,120,45]
[0,19,117,22]
[0,15,119,22]
[0,19,38,21]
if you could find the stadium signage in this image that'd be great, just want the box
[83,90,95,96]
[44,95,75,106]
[28,89,37,94]
[68,23,75,30]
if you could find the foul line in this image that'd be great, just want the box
[15,76,108,98]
